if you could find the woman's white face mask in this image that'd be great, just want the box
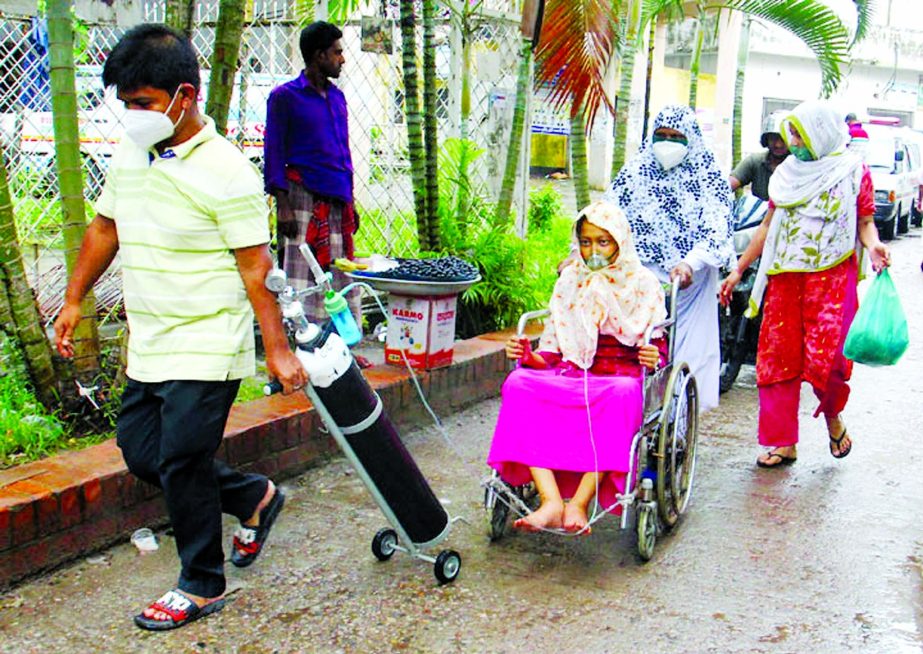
[652,140,688,171]
[123,89,185,150]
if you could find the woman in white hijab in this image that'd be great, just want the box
[720,100,890,468]
[604,105,734,412]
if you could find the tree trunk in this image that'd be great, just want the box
[611,0,641,178]
[494,38,532,227]
[165,0,196,37]
[0,153,59,409]
[206,0,246,136]
[399,0,429,250]
[456,24,473,235]
[48,0,100,380]
[688,8,705,109]
[642,19,656,142]
[570,106,590,210]
[732,18,751,168]
[422,0,440,250]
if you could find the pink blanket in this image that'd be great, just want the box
[487,366,644,511]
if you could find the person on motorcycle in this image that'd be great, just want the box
[729,112,790,201]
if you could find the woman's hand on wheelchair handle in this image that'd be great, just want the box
[505,336,527,361]
[669,262,694,289]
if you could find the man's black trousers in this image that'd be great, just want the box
[117,379,268,598]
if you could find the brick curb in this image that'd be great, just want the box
[0,330,522,590]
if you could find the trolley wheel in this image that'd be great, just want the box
[656,362,696,529]
[434,550,462,584]
[371,528,398,561]
[636,505,657,562]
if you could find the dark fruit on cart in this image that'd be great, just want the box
[358,256,478,282]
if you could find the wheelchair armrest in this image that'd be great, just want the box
[516,309,551,337]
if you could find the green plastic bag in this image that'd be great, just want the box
[844,269,909,366]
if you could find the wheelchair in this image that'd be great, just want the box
[482,278,699,560]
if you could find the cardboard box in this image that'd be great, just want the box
[385,294,457,370]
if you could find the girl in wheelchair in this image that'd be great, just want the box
[487,201,668,534]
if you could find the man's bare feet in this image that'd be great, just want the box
[563,502,591,534]
[243,480,276,529]
[513,500,564,532]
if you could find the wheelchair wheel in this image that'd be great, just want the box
[655,362,697,528]
[669,371,699,516]
[636,505,657,561]
[486,486,511,541]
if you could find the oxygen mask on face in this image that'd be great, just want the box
[585,252,611,271]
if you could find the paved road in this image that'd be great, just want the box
[1,234,922,654]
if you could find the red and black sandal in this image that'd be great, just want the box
[230,488,286,568]
[133,589,226,631]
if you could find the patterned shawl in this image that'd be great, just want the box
[603,105,734,269]
[541,201,667,370]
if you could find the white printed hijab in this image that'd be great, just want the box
[542,201,667,370]
[603,105,734,269]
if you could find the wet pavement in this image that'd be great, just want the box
[2,234,922,654]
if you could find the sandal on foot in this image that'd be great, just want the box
[134,589,225,631]
[230,488,286,568]
[829,429,852,459]
[756,450,797,468]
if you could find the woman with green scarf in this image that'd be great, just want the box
[720,100,890,468]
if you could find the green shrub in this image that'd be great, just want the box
[528,183,564,234]
[0,334,72,467]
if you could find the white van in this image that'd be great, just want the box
[865,123,915,240]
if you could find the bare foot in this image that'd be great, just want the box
[756,445,797,467]
[563,502,591,534]
[243,481,276,529]
[513,500,564,532]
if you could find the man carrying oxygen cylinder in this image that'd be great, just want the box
[53,24,307,631]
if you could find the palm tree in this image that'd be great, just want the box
[422,0,441,250]
[493,37,532,227]
[48,0,100,380]
[165,0,196,36]
[495,0,620,221]
[205,0,246,136]
[686,4,706,108]
[731,17,750,165]
[0,152,58,409]
[399,0,429,248]
[570,106,590,208]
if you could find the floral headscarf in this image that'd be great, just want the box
[541,201,667,370]
[603,105,733,269]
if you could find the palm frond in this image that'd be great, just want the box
[534,0,620,130]
[640,0,686,30]
[716,0,851,97]
[851,0,875,45]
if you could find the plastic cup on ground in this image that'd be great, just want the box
[131,528,159,553]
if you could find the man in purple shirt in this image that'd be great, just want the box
[264,21,361,328]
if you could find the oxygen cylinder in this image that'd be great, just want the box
[296,328,449,546]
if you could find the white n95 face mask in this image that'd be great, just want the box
[123,89,184,150]
[652,141,689,171]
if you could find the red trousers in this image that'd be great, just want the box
[756,256,858,447]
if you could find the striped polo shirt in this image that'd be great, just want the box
[95,117,270,383]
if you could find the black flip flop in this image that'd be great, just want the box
[134,590,225,631]
[829,429,852,459]
[230,488,286,568]
[756,450,797,468]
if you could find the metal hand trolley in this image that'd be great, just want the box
[483,278,699,560]
[265,245,463,583]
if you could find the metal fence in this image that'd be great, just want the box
[0,0,524,326]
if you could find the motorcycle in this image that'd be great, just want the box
[719,195,767,393]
